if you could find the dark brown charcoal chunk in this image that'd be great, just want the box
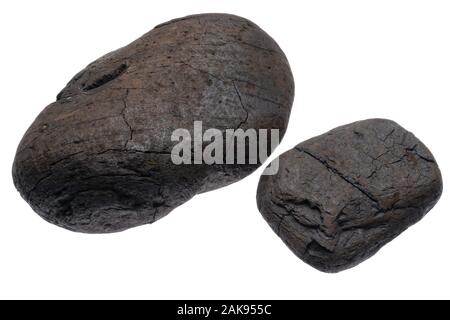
[12,14,294,233]
[257,119,443,273]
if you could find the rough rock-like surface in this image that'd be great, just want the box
[13,14,294,233]
[257,119,443,273]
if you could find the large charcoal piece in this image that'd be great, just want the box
[13,14,294,233]
[257,119,442,272]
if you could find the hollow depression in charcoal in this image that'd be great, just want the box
[257,119,442,273]
[13,14,294,233]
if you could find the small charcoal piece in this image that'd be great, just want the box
[13,14,294,233]
[257,119,443,273]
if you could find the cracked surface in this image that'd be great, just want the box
[257,119,443,273]
[12,14,294,233]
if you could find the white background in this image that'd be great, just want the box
[1,0,449,300]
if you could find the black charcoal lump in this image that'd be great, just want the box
[12,14,294,233]
[257,119,443,273]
